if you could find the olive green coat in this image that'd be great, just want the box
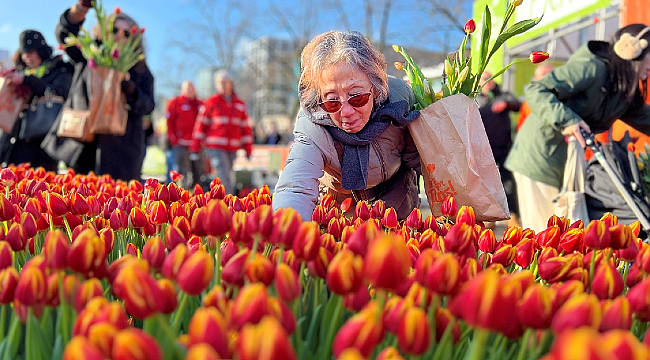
[505,42,650,189]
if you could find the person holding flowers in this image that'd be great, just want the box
[272,30,422,220]
[506,23,650,231]
[0,30,73,171]
[49,1,154,181]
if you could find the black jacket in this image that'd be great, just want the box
[476,85,521,163]
[0,55,73,170]
[44,8,155,181]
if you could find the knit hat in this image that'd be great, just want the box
[18,30,49,53]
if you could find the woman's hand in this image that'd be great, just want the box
[68,1,90,24]
[5,72,24,85]
[562,120,591,148]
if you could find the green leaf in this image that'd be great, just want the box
[487,17,543,62]
[477,5,492,74]
[306,303,324,353]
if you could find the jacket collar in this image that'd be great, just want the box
[588,40,610,61]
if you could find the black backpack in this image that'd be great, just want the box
[584,131,650,225]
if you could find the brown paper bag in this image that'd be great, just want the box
[407,93,510,222]
[0,78,24,133]
[88,66,128,136]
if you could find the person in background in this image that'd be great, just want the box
[166,80,202,188]
[264,122,283,145]
[516,63,555,132]
[272,31,421,221]
[0,30,72,171]
[50,1,155,181]
[477,71,522,228]
[191,70,252,195]
[506,24,650,232]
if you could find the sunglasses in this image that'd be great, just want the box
[318,91,372,113]
[112,27,131,38]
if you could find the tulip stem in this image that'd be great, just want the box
[25,308,33,360]
[63,216,73,241]
[514,328,532,360]
[155,314,184,359]
[0,305,5,345]
[622,262,630,292]
[588,251,597,291]
[57,273,71,345]
[320,294,343,360]
[464,328,489,360]
[215,237,222,286]
[171,292,189,334]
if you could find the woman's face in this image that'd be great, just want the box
[318,62,375,133]
[113,19,132,42]
[639,53,650,81]
[21,49,42,69]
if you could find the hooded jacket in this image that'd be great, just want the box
[273,76,420,220]
[505,41,650,189]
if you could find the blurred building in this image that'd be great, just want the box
[195,66,219,99]
[240,37,298,125]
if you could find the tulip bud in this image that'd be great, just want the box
[583,220,611,250]
[307,247,333,279]
[237,316,297,360]
[405,208,422,231]
[202,285,230,315]
[591,261,624,300]
[398,306,431,355]
[551,293,602,334]
[269,208,302,249]
[600,297,632,332]
[177,250,214,295]
[443,223,475,254]
[0,241,11,270]
[0,267,19,304]
[327,249,365,295]
[423,253,461,296]
[394,62,404,71]
[364,233,410,291]
[113,265,163,319]
[275,263,301,303]
[530,51,550,64]
[517,283,556,329]
[372,200,386,219]
[444,60,454,81]
[185,344,222,360]
[128,206,148,228]
[63,336,106,360]
[608,224,634,250]
[162,244,189,281]
[112,328,163,360]
[559,228,584,253]
[515,237,536,268]
[15,265,46,306]
[74,278,104,313]
[142,236,165,270]
[464,19,476,34]
[477,228,497,253]
[109,208,128,231]
[188,307,231,359]
[333,302,384,357]
[221,248,249,286]
[203,199,232,238]
[46,192,68,217]
[230,283,273,330]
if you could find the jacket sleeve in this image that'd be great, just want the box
[190,104,208,153]
[22,64,72,99]
[272,113,326,220]
[126,67,155,118]
[402,129,421,175]
[621,103,650,135]
[55,9,86,65]
[525,59,600,131]
[166,99,178,147]
[240,103,253,156]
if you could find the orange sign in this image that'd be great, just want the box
[425,162,458,202]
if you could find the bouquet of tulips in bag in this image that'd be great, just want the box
[390,0,548,223]
[2,164,650,360]
[59,0,143,138]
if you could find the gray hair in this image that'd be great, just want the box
[299,31,388,111]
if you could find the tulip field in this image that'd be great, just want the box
[2,164,650,360]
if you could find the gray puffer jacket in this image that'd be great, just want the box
[273,76,419,220]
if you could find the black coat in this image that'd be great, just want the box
[45,8,155,181]
[476,85,521,164]
[0,55,73,171]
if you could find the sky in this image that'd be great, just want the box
[0,0,472,98]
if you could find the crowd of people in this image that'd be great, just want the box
[3,1,650,230]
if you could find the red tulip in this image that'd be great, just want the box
[112,328,162,360]
[517,283,556,329]
[591,261,624,300]
[441,196,457,217]
[530,51,550,64]
[177,250,214,295]
[551,293,602,334]
[188,307,231,358]
[275,263,301,303]
[333,302,384,357]
[600,296,633,332]
[583,220,611,250]
[464,19,476,34]
[327,249,364,295]
[0,267,19,304]
[364,233,410,291]
[381,208,398,229]
[398,306,431,355]
[63,336,106,360]
[14,265,46,306]
[237,316,297,360]
[230,283,272,330]
[203,199,232,238]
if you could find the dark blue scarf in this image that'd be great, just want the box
[311,100,420,190]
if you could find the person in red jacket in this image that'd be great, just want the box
[191,70,253,195]
[166,80,202,188]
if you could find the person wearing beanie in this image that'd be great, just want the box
[44,1,155,181]
[0,29,73,171]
